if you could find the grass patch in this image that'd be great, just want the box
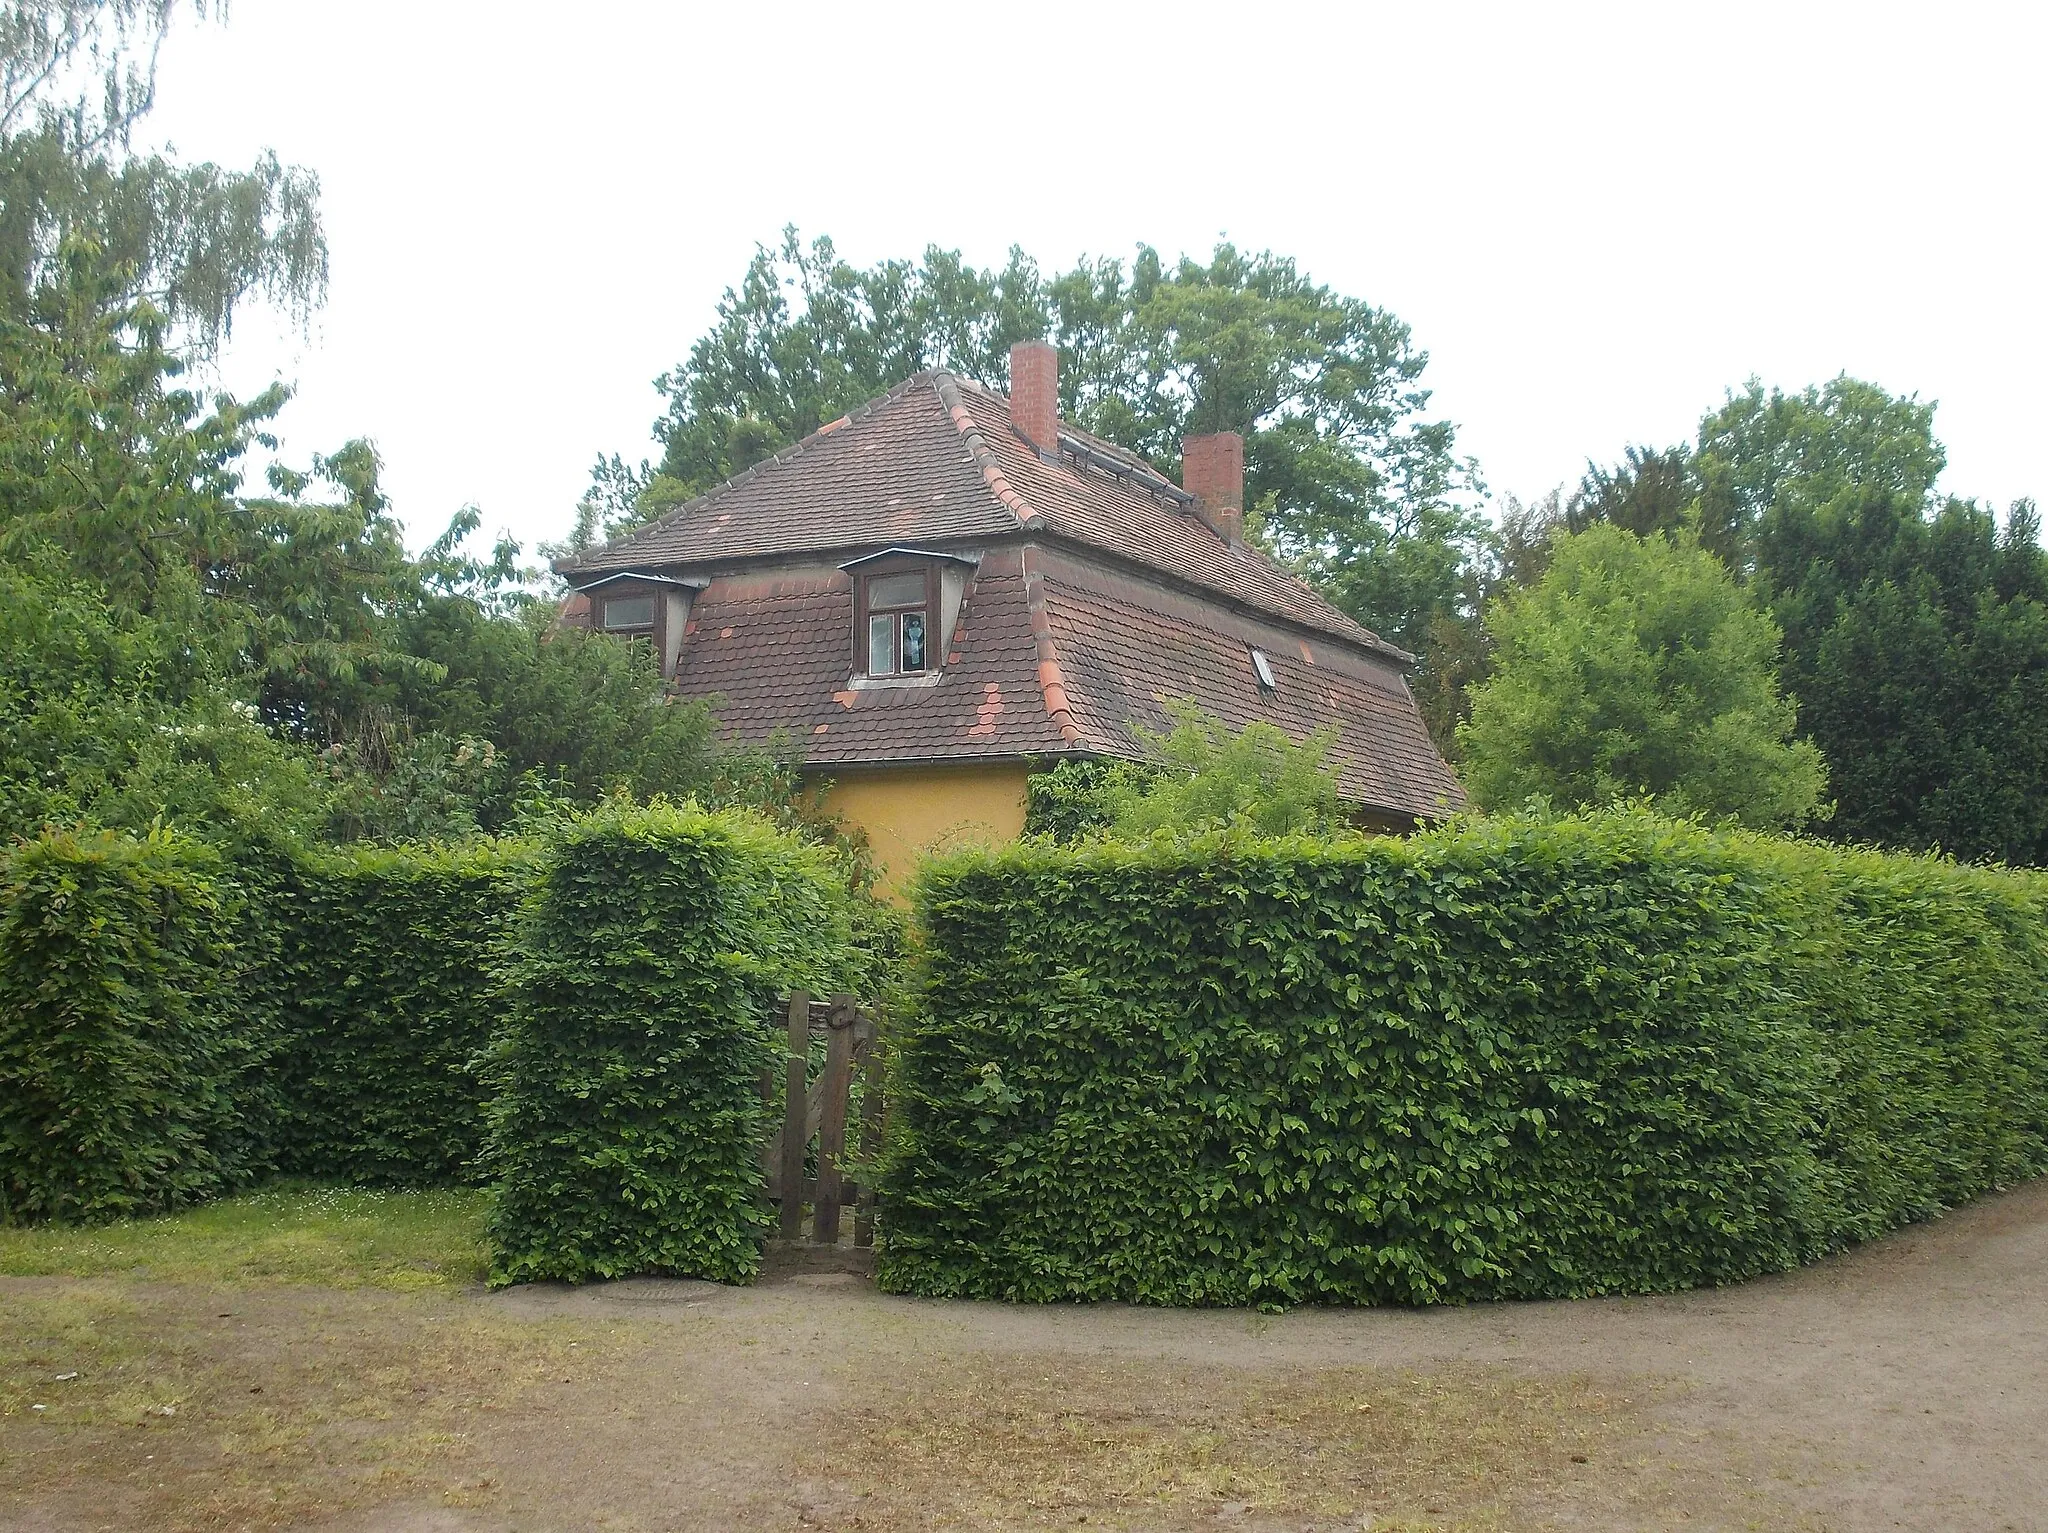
[0,1186,489,1291]
[0,1281,619,1532]
[839,1356,1656,1532]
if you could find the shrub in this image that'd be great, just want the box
[1106,701,1344,840]
[258,840,533,1185]
[0,829,255,1223]
[481,801,873,1286]
[1024,758,1152,843]
[880,810,2048,1306]
[1023,706,1344,845]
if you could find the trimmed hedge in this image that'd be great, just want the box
[880,811,2048,1305]
[0,829,255,1222]
[481,801,872,1286]
[0,829,532,1221]
[260,842,532,1185]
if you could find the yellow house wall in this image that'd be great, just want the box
[816,763,1033,899]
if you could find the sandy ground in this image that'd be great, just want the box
[4,1177,2045,1533]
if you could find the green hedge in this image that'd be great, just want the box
[880,811,2048,1305]
[481,802,872,1286]
[259,842,532,1186]
[0,829,257,1222]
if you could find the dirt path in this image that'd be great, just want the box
[5,1178,2045,1533]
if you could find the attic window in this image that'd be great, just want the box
[601,594,656,632]
[862,567,930,676]
[1249,647,1277,690]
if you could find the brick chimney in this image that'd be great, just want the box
[1008,340,1059,457]
[1182,432,1245,545]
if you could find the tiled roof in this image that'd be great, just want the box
[666,548,1463,821]
[564,375,1016,570]
[568,364,1462,818]
[562,371,1403,659]
[670,557,1072,765]
[945,381,1401,657]
[1030,569,1465,815]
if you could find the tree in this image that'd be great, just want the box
[1530,375,2048,862]
[0,0,325,343]
[0,242,760,845]
[630,230,1483,653]
[1412,488,1563,759]
[1779,497,2048,863]
[1698,377,1945,584]
[1567,444,1699,545]
[1687,376,2048,863]
[0,547,325,842]
[1458,525,1827,830]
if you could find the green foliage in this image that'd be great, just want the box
[637,229,1480,652]
[1411,489,1564,761]
[0,827,255,1223]
[0,550,324,842]
[1,1,327,344]
[1699,378,1946,580]
[1755,486,2048,865]
[1024,708,1349,845]
[258,841,533,1187]
[1023,758,1153,843]
[1557,379,2048,863]
[381,601,730,830]
[881,811,2048,1306]
[1104,701,1346,840]
[1784,499,2048,865]
[1568,446,1697,546]
[481,802,874,1286]
[0,236,776,846]
[1458,525,1827,829]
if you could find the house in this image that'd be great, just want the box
[556,342,1463,889]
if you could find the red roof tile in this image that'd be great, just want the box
[666,547,1461,820]
[1029,567,1465,815]
[566,367,1462,817]
[564,375,1017,571]
[561,371,1403,660]
[671,561,1073,765]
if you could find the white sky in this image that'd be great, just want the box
[145,0,2047,557]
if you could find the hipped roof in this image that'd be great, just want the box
[559,370,1409,664]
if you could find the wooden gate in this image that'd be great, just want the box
[764,991,882,1251]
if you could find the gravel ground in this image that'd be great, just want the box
[4,1176,2043,1532]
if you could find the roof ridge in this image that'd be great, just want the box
[1057,421,1155,475]
[931,370,1041,530]
[948,384,1405,660]
[557,372,940,573]
[1020,543,1085,747]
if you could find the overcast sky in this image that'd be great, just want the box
[145,1,2047,557]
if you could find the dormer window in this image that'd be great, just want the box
[862,568,931,677]
[600,594,656,633]
[840,547,977,685]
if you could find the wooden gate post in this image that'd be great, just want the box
[779,991,809,1241]
[853,1050,884,1249]
[812,994,857,1244]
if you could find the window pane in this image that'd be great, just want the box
[868,613,896,674]
[602,595,656,630]
[901,612,927,672]
[867,571,926,609]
